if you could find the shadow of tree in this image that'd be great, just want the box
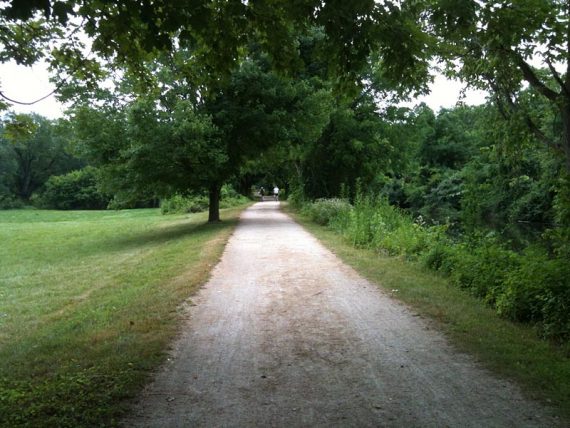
[89,217,240,255]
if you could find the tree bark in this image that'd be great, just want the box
[208,184,221,222]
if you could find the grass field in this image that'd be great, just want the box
[285,205,570,423]
[0,206,249,427]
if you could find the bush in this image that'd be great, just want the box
[161,185,249,215]
[220,184,241,199]
[340,195,446,259]
[343,194,385,247]
[160,194,209,214]
[219,184,250,209]
[448,238,520,304]
[287,185,307,209]
[299,190,570,344]
[302,198,352,226]
[497,249,570,341]
[421,240,455,272]
[34,167,110,210]
[0,194,24,209]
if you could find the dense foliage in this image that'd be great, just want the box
[0,113,85,208]
[160,185,250,215]
[295,97,570,344]
[301,192,570,343]
[33,166,110,210]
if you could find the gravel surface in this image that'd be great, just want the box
[125,202,558,427]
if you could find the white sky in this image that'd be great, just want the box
[0,61,67,119]
[0,61,488,120]
[409,74,488,110]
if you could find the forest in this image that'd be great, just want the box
[1,2,569,345]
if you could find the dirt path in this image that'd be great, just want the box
[125,202,558,427]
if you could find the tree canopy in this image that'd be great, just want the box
[4,1,570,169]
[3,0,570,220]
[0,0,433,100]
[0,113,82,201]
[72,54,332,221]
[429,0,570,170]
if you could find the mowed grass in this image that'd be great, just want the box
[0,206,249,427]
[286,206,570,422]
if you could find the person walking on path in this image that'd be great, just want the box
[273,185,279,201]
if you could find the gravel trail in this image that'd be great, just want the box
[125,202,558,427]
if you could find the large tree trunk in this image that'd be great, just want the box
[208,184,221,222]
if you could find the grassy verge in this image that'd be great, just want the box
[285,204,570,421]
[0,205,250,427]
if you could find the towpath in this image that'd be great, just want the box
[125,202,556,427]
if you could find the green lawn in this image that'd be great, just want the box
[0,206,248,427]
[285,205,570,423]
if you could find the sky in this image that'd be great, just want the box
[0,61,489,119]
[0,61,67,119]
[409,74,488,110]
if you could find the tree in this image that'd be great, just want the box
[0,123,18,207]
[299,96,393,199]
[72,100,224,218]
[1,113,82,201]
[0,1,433,107]
[74,57,332,221]
[419,106,480,169]
[429,0,570,171]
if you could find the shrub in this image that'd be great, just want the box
[287,185,307,209]
[450,240,519,304]
[497,248,570,341]
[0,194,24,209]
[220,184,241,199]
[421,239,455,272]
[345,194,379,247]
[219,185,250,209]
[541,282,570,342]
[302,198,352,226]
[34,167,110,210]
[161,185,249,215]
[379,223,446,260]
[343,195,446,259]
[160,194,209,214]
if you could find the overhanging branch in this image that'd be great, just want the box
[485,73,563,154]
[0,86,60,105]
[511,51,559,101]
[545,58,569,97]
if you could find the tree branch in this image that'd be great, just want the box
[511,51,559,101]
[523,114,564,153]
[485,73,563,154]
[0,87,60,105]
[545,57,570,97]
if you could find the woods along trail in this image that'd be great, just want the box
[125,202,557,427]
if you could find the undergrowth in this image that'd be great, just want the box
[301,195,570,345]
[160,185,250,214]
[288,204,570,421]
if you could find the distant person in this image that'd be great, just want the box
[273,185,279,201]
[259,187,265,201]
